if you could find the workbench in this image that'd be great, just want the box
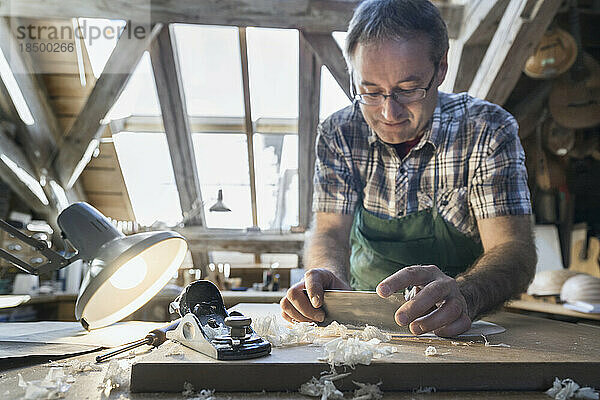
[0,310,598,399]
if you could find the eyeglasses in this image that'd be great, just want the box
[352,66,438,106]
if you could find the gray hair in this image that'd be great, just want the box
[344,0,449,68]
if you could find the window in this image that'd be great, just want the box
[78,18,126,79]
[192,133,253,229]
[320,65,352,121]
[102,25,347,232]
[113,131,182,226]
[105,51,161,121]
[247,27,299,120]
[254,133,298,230]
[173,24,245,117]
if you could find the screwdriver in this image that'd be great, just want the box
[95,319,181,363]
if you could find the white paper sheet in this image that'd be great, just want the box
[0,321,165,347]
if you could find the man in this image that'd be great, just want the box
[281,0,537,337]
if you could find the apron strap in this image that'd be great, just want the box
[432,148,438,216]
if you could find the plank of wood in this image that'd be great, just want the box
[506,299,600,321]
[0,1,467,38]
[468,0,562,105]
[130,311,600,392]
[53,23,162,189]
[150,24,206,227]
[297,34,321,230]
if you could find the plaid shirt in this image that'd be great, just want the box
[313,92,532,239]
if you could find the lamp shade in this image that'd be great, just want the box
[58,203,187,330]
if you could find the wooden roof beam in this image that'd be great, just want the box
[0,18,84,223]
[442,0,508,93]
[0,18,60,168]
[301,32,351,100]
[52,23,162,189]
[0,1,466,38]
[149,24,206,227]
[468,0,563,105]
[297,33,322,230]
[0,128,49,215]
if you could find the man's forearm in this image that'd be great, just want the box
[457,240,536,320]
[304,230,351,283]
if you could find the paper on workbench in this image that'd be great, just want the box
[0,341,99,360]
[230,303,505,338]
[0,321,165,347]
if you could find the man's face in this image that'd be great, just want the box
[351,35,447,144]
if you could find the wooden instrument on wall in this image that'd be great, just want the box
[549,1,600,129]
[524,26,577,79]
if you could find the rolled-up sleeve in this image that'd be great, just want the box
[469,118,532,219]
[312,123,359,215]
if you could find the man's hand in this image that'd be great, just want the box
[280,268,352,323]
[376,265,471,337]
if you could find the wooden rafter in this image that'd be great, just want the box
[52,23,162,189]
[177,228,305,255]
[150,24,206,227]
[0,18,60,167]
[442,0,508,93]
[0,129,48,214]
[0,1,467,38]
[238,27,259,229]
[302,32,351,100]
[297,34,322,230]
[468,0,563,105]
[0,18,83,224]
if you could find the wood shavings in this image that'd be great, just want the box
[299,378,345,400]
[97,359,131,397]
[546,377,599,399]
[252,314,319,346]
[18,367,72,399]
[252,314,392,347]
[450,341,474,346]
[352,380,383,400]
[321,321,349,338]
[182,381,215,399]
[359,325,391,342]
[321,337,398,367]
[298,368,349,400]
[424,346,437,356]
[481,334,511,348]
[67,360,103,374]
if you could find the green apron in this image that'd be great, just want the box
[349,149,483,291]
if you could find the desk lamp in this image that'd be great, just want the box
[0,202,188,330]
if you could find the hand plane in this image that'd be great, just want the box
[167,280,271,360]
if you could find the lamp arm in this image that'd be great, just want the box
[0,219,78,275]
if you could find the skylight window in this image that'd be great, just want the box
[254,133,298,230]
[105,51,161,121]
[78,18,126,79]
[113,131,183,227]
[247,27,299,120]
[192,133,253,229]
[320,65,352,121]
[173,24,245,118]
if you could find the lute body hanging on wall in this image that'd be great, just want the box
[549,1,600,129]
